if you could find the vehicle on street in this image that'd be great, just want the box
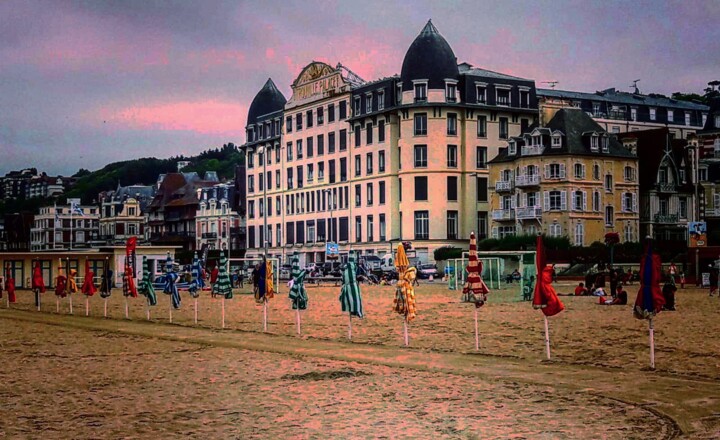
[417,263,440,279]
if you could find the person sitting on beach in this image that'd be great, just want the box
[662,283,677,311]
[574,282,588,296]
[599,284,627,305]
[592,286,606,296]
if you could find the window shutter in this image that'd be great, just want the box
[544,164,550,179]
[561,190,567,210]
[543,191,550,212]
[582,191,587,211]
[632,193,638,212]
[511,196,516,209]
[582,164,586,179]
[491,226,499,239]
[559,163,566,179]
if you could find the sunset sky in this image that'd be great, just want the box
[1,0,718,176]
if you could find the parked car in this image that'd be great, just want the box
[279,264,292,280]
[417,263,440,279]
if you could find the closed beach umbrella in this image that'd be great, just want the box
[265,259,275,299]
[462,232,489,308]
[4,266,16,304]
[634,239,665,369]
[163,253,180,309]
[32,262,45,293]
[532,235,564,359]
[55,265,67,298]
[68,269,79,295]
[255,257,274,302]
[81,259,97,297]
[215,252,233,299]
[339,253,363,318]
[188,253,202,299]
[288,252,308,310]
[100,259,113,299]
[138,256,157,306]
[393,244,417,320]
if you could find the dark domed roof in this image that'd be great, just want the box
[400,20,459,91]
[247,78,287,125]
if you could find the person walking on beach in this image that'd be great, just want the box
[668,262,677,285]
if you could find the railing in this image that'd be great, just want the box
[606,110,627,120]
[656,183,677,193]
[492,209,515,221]
[705,208,720,217]
[521,145,545,156]
[653,214,678,224]
[515,174,540,187]
[516,206,542,219]
[201,232,217,239]
[495,180,513,192]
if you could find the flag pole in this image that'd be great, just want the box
[543,315,551,360]
[474,308,479,351]
[649,317,655,370]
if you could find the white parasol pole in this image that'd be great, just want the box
[146,304,150,321]
[103,298,107,318]
[36,289,40,311]
[222,296,226,329]
[649,317,655,369]
[474,308,480,351]
[543,315,551,360]
[69,295,73,315]
[85,297,89,316]
[263,298,268,332]
[6,295,9,309]
[169,298,172,323]
[124,297,129,319]
[194,298,198,324]
[403,317,409,346]
[56,296,59,313]
[296,308,301,335]
[348,314,352,340]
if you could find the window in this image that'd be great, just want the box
[545,163,565,179]
[630,107,637,121]
[296,165,303,188]
[415,176,428,201]
[379,151,386,172]
[679,197,688,219]
[499,117,508,139]
[624,166,635,182]
[520,90,529,108]
[546,190,565,211]
[447,113,457,135]
[574,163,585,179]
[296,139,303,159]
[414,211,429,239]
[248,175,255,193]
[379,214,386,241]
[716,115,720,128]
[248,200,255,219]
[552,134,561,148]
[590,135,599,151]
[296,113,302,131]
[355,216,362,242]
[365,94,372,113]
[496,88,510,106]
[327,103,335,123]
[549,223,562,238]
[476,177,488,202]
[399,178,402,201]
[699,168,707,181]
[378,91,385,111]
[573,190,586,211]
[367,215,374,242]
[447,145,457,167]
[667,109,674,123]
[446,211,458,239]
[605,206,614,226]
[605,174,613,192]
[339,129,347,150]
[509,141,517,155]
[328,160,335,183]
[593,164,600,180]
[317,134,324,156]
[414,145,427,168]
[339,101,347,119]
[276,197,281,215]
[414,82,427,102]
[477,115,487,137]
[396,84,403,105]
[286,116,293,133]
[527,191,538,207]
[414,113,427,136]
[379,181,386,204]
[306,110,313,128]
[286,142,293,161]
[354,155,361,177]
[355,184,361,207]
[317,107,325,126]
[601,137,609,152]
[340,157,347,182]
[447,176,458,201]
[307,164,314,182]
[474,146,487,169]
[367,183,373,206]
[328,132,336,153]
[623,193,634,212]
[366,153,373,175]
[378,120,385,143]
[307,137,314,158]
[354,125,361,147]
[650,107,656,121]
[317,162,324,181]
[446,82,457,102]
[593,191,601,212]
[574,222,584,246]
[366,122,373,144]
[354,97,361,115]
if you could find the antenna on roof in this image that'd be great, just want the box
[543,81,558,89]
[630,79,641,94]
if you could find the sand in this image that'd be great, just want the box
[0,280,719,438]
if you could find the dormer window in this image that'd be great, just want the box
[532,135,541,146]
[354,97,361,115]
[445,81,457,102]
[519,88,530,109]
[413,82,427,102]
[685,112,691,126]
[476,83,487,103]
[650,107,656,121]
[365,93,372,113]
[601,136,609,152]
[630,107,637,121]
[715,115,720,128]
[496,86,510,106]
[378,90,385,111]
[396,84,403,104]
[667,109,674,123]
[590,135,599,152]
[552,134,561,148]
[508,141,517,155]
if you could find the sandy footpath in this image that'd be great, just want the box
[0,281,719,438]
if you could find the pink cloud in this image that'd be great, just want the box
[265,47,275,60]
[107,100,246,135]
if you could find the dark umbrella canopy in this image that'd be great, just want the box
[634,241,665,320]
[288,252,308,310]
[138,256,157,306]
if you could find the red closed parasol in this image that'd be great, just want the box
[532,235,564,359]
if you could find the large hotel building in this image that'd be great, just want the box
[241,20,538,265]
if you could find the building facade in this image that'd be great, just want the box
[195,183,244,253]
[538,87,709,139]
[30,203,101,251]
[98,184,155,245]
[489,109,640,245]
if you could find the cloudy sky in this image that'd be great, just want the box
[1,0,718,176]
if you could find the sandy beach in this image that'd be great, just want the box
[1,280,719,438]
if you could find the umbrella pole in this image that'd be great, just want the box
[69,295,73,315]
[543,315,551,360]
[56,297,59,313]
[222,297,226,329]
[649,318,655,370]
[125,297,129,319]
[194,298,198,324]
[169,299,172,323]
[146,304,150,321]
[263,298,267,332]
[296,308,301,335]
[474,308,479,351]
[403,317,409,346]
[36,289,40,311]
[85,297,89,316]
[348,314,352,340]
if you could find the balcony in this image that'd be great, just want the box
[606,110,627,120]
[521,145,545,156]
[515,174,540,187]
[656,182,677,193]
[492,209,515,221]
[201,232,218,239]
[516,206,542,220]
[705,208,720,218]
[654,214,678,224]
[495,180,513,192]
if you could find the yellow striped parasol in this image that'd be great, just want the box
[395,244,409,272]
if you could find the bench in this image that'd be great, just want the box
[306,276,343,287]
